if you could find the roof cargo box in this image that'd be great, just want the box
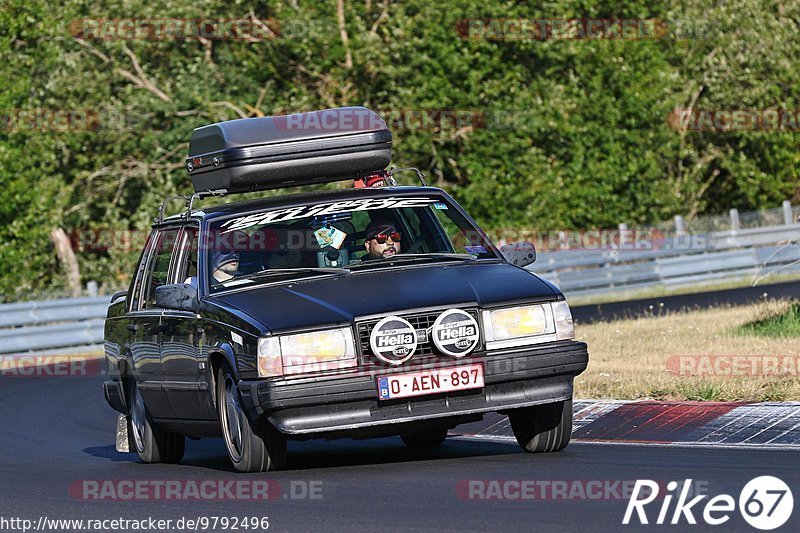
[186,107,391,194]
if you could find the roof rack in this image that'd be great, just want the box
[155,189,228,224]
[156,166,430,224]
[389,167,428,186]
[156,166,433,223]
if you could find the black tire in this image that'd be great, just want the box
[401,427,448,447]
[217,365,287,472]
[127,380,185,463]
[509,399,573,453]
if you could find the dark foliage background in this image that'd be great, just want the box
[1,0,798,300]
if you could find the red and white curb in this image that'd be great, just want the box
[452,400,800,448]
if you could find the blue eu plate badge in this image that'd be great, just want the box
[378,377,390,400]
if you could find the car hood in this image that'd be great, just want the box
[209,261,558,334]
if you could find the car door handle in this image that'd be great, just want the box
[127,324,139,332]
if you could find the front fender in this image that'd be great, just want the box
[206,340,238,379]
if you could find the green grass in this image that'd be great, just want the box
[677,382,726,402]
[739,303,800,338]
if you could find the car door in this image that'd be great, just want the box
[120,230,154,392]
[159,225,209,419]
[131,226,181,419]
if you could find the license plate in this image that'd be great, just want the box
[377,363,484,400]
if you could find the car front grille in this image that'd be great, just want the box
[356,308,482,367]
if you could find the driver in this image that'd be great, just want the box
[364,220,402,260]
[210,250,240,282]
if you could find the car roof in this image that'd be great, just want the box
[161,185,448,224]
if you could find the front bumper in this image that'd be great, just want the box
[239,340,588,436]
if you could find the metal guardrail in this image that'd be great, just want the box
[0,297,108,354]
[0,297,110,329]
[0,223,798,354]
[530,223,800,297]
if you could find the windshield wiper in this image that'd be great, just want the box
[351,253,477,269]
[234,267,350,280]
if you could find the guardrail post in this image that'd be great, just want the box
[729,209,740,231]
[674,215,685,234]
[87,281,98,298]
[558,230,567,250]
[783,200,793,225]
[618,223,630,251]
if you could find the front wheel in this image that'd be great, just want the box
[508,399,573,453]
[128,380,185,463]
[217,365,287,472]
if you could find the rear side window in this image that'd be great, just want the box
[141,228,180,309]
[128,232,155,312]
[176,227,199,286]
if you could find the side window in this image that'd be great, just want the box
[428,206,476,254]
[142,228,180,309]
[128,232,156,312]
[176,227,199,286]
[397,207,440,254]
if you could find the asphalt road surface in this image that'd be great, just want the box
[572,279,800,323]
[1,376,798,532]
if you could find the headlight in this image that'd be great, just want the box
[485,305,550,341]
[258,327,356,377]
[482,301,574,349]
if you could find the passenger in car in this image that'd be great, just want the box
[211,250,240,282]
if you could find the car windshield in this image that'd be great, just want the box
[205,194,498,292]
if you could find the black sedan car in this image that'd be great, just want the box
[103,184,588,472]
[103,107,587,472]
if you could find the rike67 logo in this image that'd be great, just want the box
[623,476,793,530]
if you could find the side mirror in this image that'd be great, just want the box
[110,290,127,303]
[155,283,199,312]
[500,241,536,268]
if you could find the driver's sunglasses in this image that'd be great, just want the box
[373,232,402,244]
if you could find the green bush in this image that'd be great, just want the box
[1,0,799,300]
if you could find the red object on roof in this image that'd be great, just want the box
[354,171,388,188]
